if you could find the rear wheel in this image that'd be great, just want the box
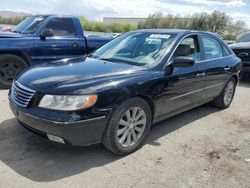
[0,54,28,89]
[212,78,236,109]
[102,97,152,155]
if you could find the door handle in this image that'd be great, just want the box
[72,42,79,47]
[196,72,206,77]
[224,67,231,71]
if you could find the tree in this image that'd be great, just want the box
[207,11,231,34]
[190,12,209,30]
[225,20,247,40]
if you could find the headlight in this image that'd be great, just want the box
[39,95,97,111]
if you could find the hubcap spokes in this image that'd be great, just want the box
[117,107,146,147]
[0,62,21,82]
[224,81,234,106]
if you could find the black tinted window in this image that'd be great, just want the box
[45,18,76,37]
[201,36,223,60]
[222,45,231,56]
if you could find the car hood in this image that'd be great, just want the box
[229,42,250,49]
[17,57,147,93]
[0,31,24,38]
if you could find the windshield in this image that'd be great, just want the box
[236,32,250,43]
[91,32,176,67]
[12,16,47,34]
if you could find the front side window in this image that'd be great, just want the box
[92,32,176,67]
[201,36,223,60]
[45,18,76,37]
[174,35,201,61]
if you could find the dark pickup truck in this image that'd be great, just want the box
[0,15,111,88]
[229,32,250,78]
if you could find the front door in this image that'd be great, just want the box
[33,17,82,64]
[159,35,206,117]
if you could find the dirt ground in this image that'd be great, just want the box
[0,80,249,188]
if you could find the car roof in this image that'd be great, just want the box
[132,29,219,36]
[31,14,76,18]
[133,29,188,34]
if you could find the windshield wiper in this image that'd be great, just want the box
[11,30,22,34]
[99,58,119,63]
[99,57,146,66]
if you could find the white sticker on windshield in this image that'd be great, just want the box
[149,34,171,39]
[34,17,44,21]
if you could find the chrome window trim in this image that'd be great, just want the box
[195,54,234,64]
[165,33,235,68]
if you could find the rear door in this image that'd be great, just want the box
[33,17,83,63]
[199,35,231,99]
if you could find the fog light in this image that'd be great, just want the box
[47,134,65,144]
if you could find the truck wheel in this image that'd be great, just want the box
[102,97,152,155]
[0,54,28,89]
[212,78,236,109]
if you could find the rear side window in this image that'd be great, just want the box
[45,18,76,37]
[201,36,223,60]
[222,45,232,56]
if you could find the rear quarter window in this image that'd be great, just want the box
[221,44,232,56]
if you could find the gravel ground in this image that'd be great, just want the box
[0,80,249,188]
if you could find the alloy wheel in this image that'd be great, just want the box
[224,81,235,106]
[116,107,147,147]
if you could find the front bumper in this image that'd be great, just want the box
[9,100,108,146]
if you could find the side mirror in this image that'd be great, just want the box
[173,56,195,67]
[40,29,53,39]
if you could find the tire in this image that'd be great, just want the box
[212,78,236,109]
[102,97,152,155]
[0,54,28,89]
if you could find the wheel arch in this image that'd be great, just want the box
[111,93,155,123]
[0,51,31,65]
[232,74,239,84]
[135,94,155,121]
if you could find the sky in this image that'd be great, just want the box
[2,0,250,27]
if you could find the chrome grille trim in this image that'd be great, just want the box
[11,82,36,108]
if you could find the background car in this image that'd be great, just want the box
[0,15,111,89]
[229,32,250,79]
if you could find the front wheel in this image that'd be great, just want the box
[0,54,28,89]
[212,78,236,109]
[102,97,152,155]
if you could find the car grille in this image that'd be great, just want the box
[232,49,250,61]
[11,82,36,108]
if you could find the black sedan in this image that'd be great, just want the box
[9,29,241,155]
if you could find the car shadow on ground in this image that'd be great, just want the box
[0,104,220,182]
